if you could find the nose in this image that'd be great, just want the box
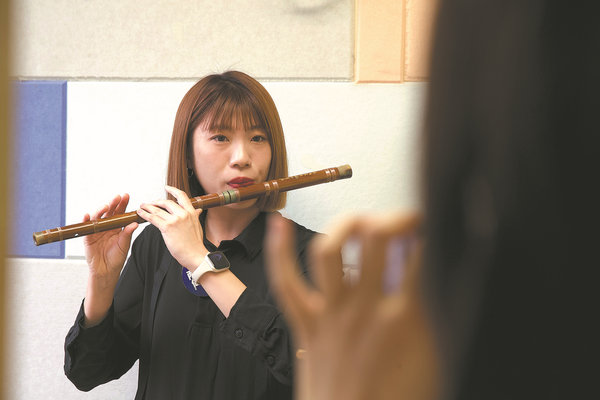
[229,139,251,169]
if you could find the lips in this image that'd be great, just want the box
[228,177,255,188]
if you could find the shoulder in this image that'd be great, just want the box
[272,213,321,250]
[286,217,319,237]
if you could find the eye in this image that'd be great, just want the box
[251,135,268,143]
[211,134,228,142]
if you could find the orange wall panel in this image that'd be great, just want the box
[404,0,439,81]
[355,0,405,83]
[355,0,438,83]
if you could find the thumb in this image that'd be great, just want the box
[117,222,138,253]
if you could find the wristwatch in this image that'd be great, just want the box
[191,251,230,284]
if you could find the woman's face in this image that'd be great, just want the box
[189,123,272,209]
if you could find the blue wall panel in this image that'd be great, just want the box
[9,81,67,258]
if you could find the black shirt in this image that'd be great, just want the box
[64,211,317,399]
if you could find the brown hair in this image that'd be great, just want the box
[166,71,288,211]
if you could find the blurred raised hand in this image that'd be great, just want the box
[265,212,438,400]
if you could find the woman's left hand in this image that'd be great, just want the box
[137,185,207,270]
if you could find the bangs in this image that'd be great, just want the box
[198,88,268,134]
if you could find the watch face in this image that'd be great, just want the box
[207,251,230,270]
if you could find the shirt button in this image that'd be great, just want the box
[234,328,243,338]
[266,355,275,366]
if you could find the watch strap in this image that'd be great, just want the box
[191,256,213,284]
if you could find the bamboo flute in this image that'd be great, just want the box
[33,165,352,246]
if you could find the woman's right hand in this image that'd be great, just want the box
[83,194,138,326]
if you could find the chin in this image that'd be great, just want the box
[225,199,259,210]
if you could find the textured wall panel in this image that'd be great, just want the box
[12,0,353,80]
[10,81,66,258]
[64,80,427,257]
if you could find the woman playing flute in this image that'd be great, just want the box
[64,71,319,400]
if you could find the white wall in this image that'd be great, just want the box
[4,258,139,399]
[64,81,426,257]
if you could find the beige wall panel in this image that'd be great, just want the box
[355,0,404,82]
[12,0,353,80]
[404,0,438,81]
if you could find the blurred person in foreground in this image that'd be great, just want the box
[264,0,599,399]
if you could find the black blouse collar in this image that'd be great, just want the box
[199,211,270,259]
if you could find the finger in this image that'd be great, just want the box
[114,193,131,215]
[140,201,180,220]
[137,204,173,231]
[317,214,387,297]
[382,239,409,295]
[264,215,308,306]
[369,212,421,238]
[355,220,389,297]
[370,212,422,296]
[264,214,318,332]
[394,238,423,299]
[117,222,139,254]
[151,199,186,216]
[90,204,109,221]
[165,185,196,213]
[309,216,365,302]
[84,202,116,245]
[355,212,421,297]
[105,195,123,218]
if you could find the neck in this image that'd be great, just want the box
[204,204,261,247]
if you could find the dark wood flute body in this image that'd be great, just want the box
[33,165,352,246]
